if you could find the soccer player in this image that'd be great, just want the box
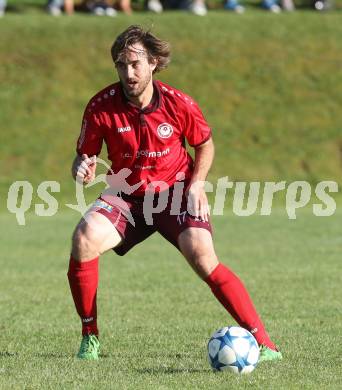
[68,25,282,362]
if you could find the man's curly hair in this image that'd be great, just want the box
[111,25,171,74]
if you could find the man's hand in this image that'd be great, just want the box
[72,154,97,184]
[186,181,210,222]
[186,138,214,222]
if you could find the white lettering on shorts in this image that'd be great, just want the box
[177,211,187,225]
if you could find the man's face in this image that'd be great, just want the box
[115,43,156,98]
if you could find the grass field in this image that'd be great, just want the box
[0,210,341,389]
[1,6,341,389]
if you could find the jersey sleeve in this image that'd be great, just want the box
[76,104,104,156]
[183,100,212,147]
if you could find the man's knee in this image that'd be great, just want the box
[178,228,218,279]
[187,251,218,279]
[72,219,100,260]
[71,212,122,260]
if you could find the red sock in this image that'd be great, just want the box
[205,263,276,350]
[67,255,99,336]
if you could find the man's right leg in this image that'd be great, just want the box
[67,211,122,359]
[178,228,282,362]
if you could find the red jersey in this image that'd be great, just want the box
[77,80,211,196]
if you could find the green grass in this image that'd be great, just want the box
[0,210,341,388]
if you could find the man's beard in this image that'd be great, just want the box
[122,73,152,98]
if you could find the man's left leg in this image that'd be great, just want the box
[177,227,282,361]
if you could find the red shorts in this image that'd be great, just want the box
[92,186,212,256]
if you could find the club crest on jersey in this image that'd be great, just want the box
[157,123,173,139]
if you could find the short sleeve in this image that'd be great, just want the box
[183,101,212,147]
[76,104,104,156]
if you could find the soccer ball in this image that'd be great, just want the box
[207,326,260,374]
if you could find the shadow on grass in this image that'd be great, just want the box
[35,352,71,358]
[135,367,208,375]
[1,352,70,359]
[0,352,18,358]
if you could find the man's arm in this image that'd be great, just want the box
[71,154,97,184]
[187,137,214,221]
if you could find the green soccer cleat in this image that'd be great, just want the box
[77,334,100,360]
[259,345,283,363]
